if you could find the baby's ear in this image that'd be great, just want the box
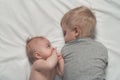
[73,26,82,38]
[34,52,42,59]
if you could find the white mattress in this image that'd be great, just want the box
[0,0,120,80]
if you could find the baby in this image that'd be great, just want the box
[26,36,64,80]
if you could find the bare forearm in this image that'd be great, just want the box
[46,49,58,69]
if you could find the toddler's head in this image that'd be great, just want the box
[61,6,96,43]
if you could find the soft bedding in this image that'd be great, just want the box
[0,0,120,80]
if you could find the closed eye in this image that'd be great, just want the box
[63,31,66,36]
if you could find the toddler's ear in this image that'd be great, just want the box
[73,26,82,38]
[34,52,42,59]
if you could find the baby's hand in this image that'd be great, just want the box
[56,53,64,77]
[46,48,58,69]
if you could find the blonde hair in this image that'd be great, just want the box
[61,6,96,38]
[26,36,46,64]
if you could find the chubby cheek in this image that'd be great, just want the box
[49,49,53,56]
[48,48,53,56]
[42,49,52,59]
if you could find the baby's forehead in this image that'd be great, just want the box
[27,38,47,48]
[29,38,47,44]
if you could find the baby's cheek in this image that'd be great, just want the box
[50,49,53,55]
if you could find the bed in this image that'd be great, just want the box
[0,0,120,80]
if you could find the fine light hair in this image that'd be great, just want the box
[26,36,46,64]
[61,6,96,38]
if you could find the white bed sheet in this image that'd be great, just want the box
[91,1,120,80]
[0,0,120,80]
[0,0,65,80]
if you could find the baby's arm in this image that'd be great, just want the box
[33,48,58,71]
[56,53,64,77]
[46,48,58,69]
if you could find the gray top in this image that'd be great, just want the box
[61,38,108,80]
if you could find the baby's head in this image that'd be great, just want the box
[26,36,53,64]
[61,6,96,43]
